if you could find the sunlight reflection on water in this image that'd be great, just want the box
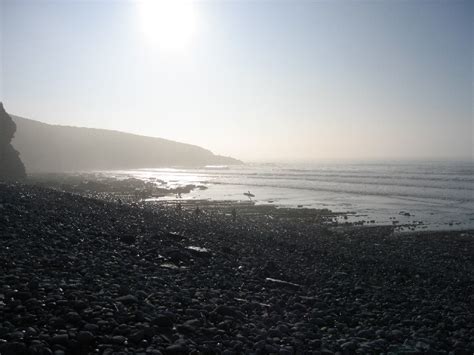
[105,161,474,231]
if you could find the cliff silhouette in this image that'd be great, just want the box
[0,103,26,180]
[11,115,242,172]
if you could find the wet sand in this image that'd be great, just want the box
[0,182,473,354]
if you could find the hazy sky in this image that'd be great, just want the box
[1,0,472,161]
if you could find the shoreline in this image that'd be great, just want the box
[146,199,474,234]
[0,182,473,354]
[25,172,473,233]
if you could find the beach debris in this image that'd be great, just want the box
[186,246,209,253]
[160,263,187,270]
[265,277,301,290]
[186,246,211,257]
[234,298,271,308]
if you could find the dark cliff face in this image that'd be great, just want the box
[0,103,26,180]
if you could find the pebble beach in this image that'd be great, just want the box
[0,183,473,354]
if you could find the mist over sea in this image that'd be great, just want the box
[107,160,474,231]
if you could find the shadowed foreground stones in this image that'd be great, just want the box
[0,183,473,354]
[115,294,138,305]
[0,103,26,180]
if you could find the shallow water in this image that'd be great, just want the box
[104,161,474,231]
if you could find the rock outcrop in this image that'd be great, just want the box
[0,103,26,180]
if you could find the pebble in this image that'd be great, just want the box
[115,294,138,304]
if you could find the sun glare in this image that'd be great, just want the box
[137,0,198,52]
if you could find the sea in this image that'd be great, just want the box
[105,160,474,232]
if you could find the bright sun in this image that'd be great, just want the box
[137,0,198,52]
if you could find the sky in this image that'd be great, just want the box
[0,0,472,162]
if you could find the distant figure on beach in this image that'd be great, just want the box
[243,190,255,201]
[232,207,237,222]
[194,206,201,216]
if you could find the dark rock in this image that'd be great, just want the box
[176,324,195,334]
[16,291,32,300]
[8,331,24,340]
[84,323,99,332]
[111,335,126,344]
[72,300,87,310]
[115,294,138,305]
[49,317,66,329]
[184,318,201,328]
[0,103,26,180]
[164,343,188,354]
[356,329,374,339]
[77,331,94,346]
[390,329,404,340]
[51,334,69,346]
[120,234,136,244]
[0,341,28,355]
[267,328,283,338]
[214,305,239,318]
[310,339,322,348]
[129,330,145,343]
[153,315,174,328]
[28,343,48,355]
[265,344,279,353]
[340,341,357,351]
[66,311,82,324]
